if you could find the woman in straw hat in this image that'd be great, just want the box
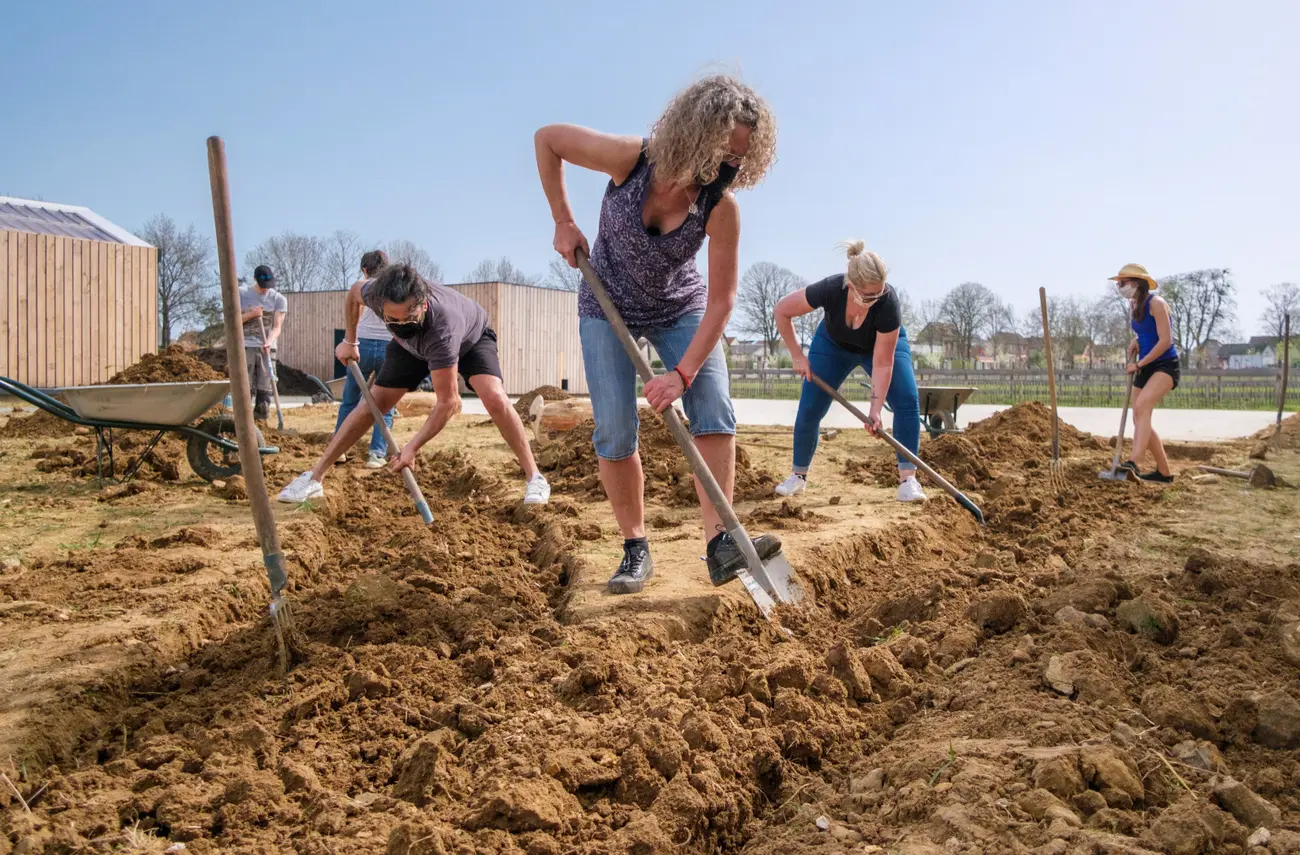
[534,74,781,596]
[1111,263,1178,483]
[771,241,926,503]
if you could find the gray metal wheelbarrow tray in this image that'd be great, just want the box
[0,376,279,483]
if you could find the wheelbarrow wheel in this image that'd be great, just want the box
[187,415,264,482]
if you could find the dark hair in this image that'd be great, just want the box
[369,263,430,307]
[360,249,388,277]
[1128,279,1150,322]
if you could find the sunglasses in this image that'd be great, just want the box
[850,283,889,304]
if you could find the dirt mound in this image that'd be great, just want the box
[0,409,79,440]
[1256,411,1300,449]
[537,407,777,507]
[108,344,224,385]
[192,347,322,396]
[514,384,571,418]
[744,500,830,531]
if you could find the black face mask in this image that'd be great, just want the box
[713,162,740,189]
[385,304,429,338]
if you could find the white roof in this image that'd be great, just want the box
[0,196,152,247]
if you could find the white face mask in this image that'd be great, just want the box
[1117,283,1138,300]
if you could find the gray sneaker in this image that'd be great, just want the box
[609,544,653,595]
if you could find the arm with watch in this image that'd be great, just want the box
[642,193,741,412]
[333,278,367,366]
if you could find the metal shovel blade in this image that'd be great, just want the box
[727,524,801,611]
[1098,467,1131,482]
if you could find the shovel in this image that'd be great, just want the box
[208,136,305,673]
[256,315,288,432]
[573,249,797,617]
[808,373,986,525]
[1099,370,1137,481]
[1039,288,1065,493]
[347,360,435,525]
[1196,464,1276,489]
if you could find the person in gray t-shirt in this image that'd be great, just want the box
[238,265,289,420]
[277,263,550,506]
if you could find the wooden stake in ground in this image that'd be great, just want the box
[1278,312,1291,442]
[1039,288,1065,493]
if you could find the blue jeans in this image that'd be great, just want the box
[580,311,734,460]
[334,338,393,456]
[793,322,920,472]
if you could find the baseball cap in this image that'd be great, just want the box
[253,265,276,284]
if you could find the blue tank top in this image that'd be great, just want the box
[1131,296,1178,362]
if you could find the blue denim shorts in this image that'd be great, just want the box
[579,311,735,461]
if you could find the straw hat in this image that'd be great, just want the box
[1109,263,1159,291]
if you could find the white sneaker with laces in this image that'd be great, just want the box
[366,452,386,469]
[896,476,926,503]
[775,472,807,497]
[278,472,324,503]
[523,474,551,504]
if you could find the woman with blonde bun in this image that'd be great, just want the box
[773,241,925,502]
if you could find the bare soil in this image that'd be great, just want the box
[1,399,1298,855]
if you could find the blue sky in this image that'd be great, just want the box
[4,1,1297,336]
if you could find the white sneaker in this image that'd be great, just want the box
[278,472,324,503]
[896,476,926,503]
[775,473,807,497]
[523,474,551,505]
[366,453,386,469]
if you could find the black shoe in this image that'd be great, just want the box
[1139,470,1174,484]
[706,531,783,587]
[1118,460,1140,480]
[609,544,653,595]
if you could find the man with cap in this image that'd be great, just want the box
[239,265,289,421]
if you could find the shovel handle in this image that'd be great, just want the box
[574,250,776,612]
[256,315,285,430]
[1110,362,1136,472]
[207,137,287,598]
[1039,288,1060,461]
[1195,465,1249,480]
[346,360,434,525]
[808,372,986,525]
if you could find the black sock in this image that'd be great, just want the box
[623,537,649,554]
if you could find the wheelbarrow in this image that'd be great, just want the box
[858,378,979,439]
[0,376,279,483]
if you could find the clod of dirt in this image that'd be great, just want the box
[543,749,621,792]
[386,822,451,855]
[966,591,1027,634]
[213,474,248,501]
[1144,796,1244,855]
[1041,579,1123,616]
[1115,594,1180,645]
[1249,441,1269,460]
[108,344,224,384]
[744,500,830,530]
[277,758,322,796]
[857,646,909,699]
[885,633,931,670]
[465,776,581,832]
[1079,744,1144,809]
[1033,755,1085,800]
[1253,690,1300,749]
[825,642,874,702]
[513,384,571,418]
[1172,740,1226,774]
[1043,656,1076,697]
[392,730,468,806]
[1141,685,1219,741]
[0,409,80,439]
[1212,777,1282,830]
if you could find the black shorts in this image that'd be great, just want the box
[374,328,503,391]
[1134,357,1180,391]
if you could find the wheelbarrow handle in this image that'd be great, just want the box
[808,372,986,525]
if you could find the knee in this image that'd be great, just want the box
[482,389,512,416]
[592,416,639,461]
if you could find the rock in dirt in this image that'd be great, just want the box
[1033,755,1085,799]
[1279,619,1300,668]
[1141,685,1219,741]
[1080,745,1144,809]
[1249,441,1269,460]
[1116,594,1180,645]
[466,777,581,833]
[966,591,1027,634]
[1212,778,1281,831]
[1172,740,1225,773]
[1043,655,1076,697]
[1253,690,1300,749]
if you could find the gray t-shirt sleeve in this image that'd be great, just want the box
[273,292,288,314]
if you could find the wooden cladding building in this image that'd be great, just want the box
[280,281,587,395]
[0,197,157,388]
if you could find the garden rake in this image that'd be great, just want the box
[1039,288,1067,493]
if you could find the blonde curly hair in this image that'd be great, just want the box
[840,240,889,288]
[646,74,777,191]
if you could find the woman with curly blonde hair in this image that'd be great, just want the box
[535,74,778,596]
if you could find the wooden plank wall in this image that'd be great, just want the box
[280,282,587,395]
[0,230,156,388]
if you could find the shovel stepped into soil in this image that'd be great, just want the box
[573,248,800,616]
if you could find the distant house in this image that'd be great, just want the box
[1218,338,1278,370]
[727,339,788,368]
[987,331,1032,368]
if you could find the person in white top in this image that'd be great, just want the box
[331,250,396,468]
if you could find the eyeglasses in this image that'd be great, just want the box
[850,283,889,304]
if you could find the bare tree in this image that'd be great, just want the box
[543,257,583,291]
[939,282,999,364]
[244,232,326,293]
[1162,268,1236,363]
[323,229,364,290]
[1261,282,1300,339]
[1084,295,1131,364]
[793,296,820,349]
[917,299,944,349]
[467,257,538,286]
[384,239,443,284]
[737,262,801,357]
[138,214,214,345]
